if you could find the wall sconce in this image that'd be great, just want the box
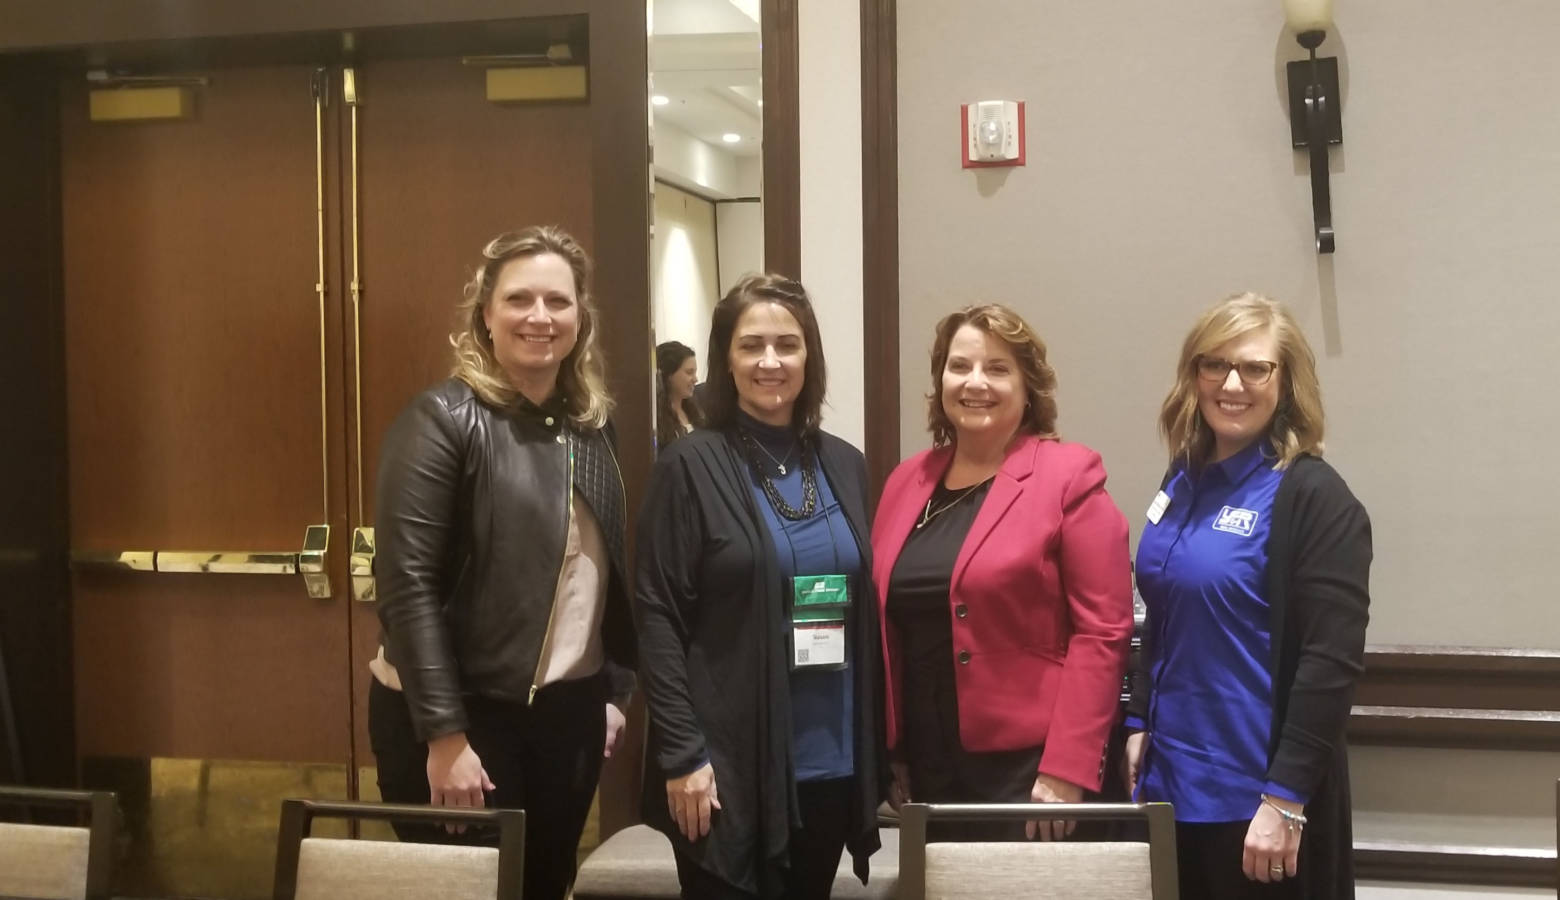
[1283,0,1341,254]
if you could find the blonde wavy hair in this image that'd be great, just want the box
[927,304,1059,448]
[1160,292,1324,470]
[449,226,612,429]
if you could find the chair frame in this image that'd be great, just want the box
[0,785,118,900]
[272,798,525,900]
[898,801,1179,900]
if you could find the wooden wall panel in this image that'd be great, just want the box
[0,60,72,786]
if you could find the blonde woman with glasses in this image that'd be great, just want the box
[1123,293,1372,900]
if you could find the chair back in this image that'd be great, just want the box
[898,802,1178,900]
[272,798,524,900]
[0,785,117,900]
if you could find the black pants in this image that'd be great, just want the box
[900,640,1044,842]
[672,777,854,900]
[368,675,605,900]
[1176,821,1301,900]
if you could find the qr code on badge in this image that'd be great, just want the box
[797,648,810,663]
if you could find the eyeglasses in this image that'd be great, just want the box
[1196,356,1280,386]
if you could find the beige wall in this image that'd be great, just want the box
[716,199,764,295]
[652,182,719,375]
[894,0,1560,884]
[799,0,865,450]
[896,0,1560,650]
[655,119,760,200]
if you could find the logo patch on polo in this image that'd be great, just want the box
[1212,505,1259,536]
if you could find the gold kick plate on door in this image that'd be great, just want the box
[349,527,375,603]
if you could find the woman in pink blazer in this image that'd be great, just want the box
[871,303,1133,841]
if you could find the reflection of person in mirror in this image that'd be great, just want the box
[635,274,886,899]
[871,303,1133,843]
[367,225,636,900]
[655,340,705,453]
[1124,293,1371,900]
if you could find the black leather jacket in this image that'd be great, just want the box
[375,377,636,741]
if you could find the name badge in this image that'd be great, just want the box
[791,574,850,670]
[793,622,847,668]
[1146,490,1171,525]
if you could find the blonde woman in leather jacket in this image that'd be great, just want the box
[368,226,636,900]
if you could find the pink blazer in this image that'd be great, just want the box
[870,434,1133,792]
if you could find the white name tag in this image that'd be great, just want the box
[793,622,847,668]
[1146,490,1171,525]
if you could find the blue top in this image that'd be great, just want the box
[740,414,858,782]
[1130,439,1303,822]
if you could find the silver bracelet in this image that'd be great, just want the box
[1261,795,1308,831]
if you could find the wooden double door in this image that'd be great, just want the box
[63,54,609,898]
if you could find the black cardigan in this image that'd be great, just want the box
[634,428,886,898]
[1129,454,1371,900]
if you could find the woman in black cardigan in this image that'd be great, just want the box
[1124,293,1371,900]
[635,274,884,899]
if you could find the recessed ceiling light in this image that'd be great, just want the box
[722,133,741,143]
[651,94,670,106]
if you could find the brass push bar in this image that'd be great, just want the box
[70,526,332,597]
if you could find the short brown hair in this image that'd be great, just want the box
[449,225,611,428]
[927,304,1058,448]
[703,273,828,435]
[1160,292,1324,469]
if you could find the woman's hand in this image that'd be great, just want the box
[888,761,913,810]
[1027,773,1084,841]
[1122,731,1147,795]
[666,762,721,841]
[426,731,496,833]
[1243,795,1304,883]
[604,702,628,759]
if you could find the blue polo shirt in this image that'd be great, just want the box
[1130,439,1304,822]
[741,417,857,783]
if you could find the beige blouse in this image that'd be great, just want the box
[370,490,608,696]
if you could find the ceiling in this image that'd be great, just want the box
[651,0,761,158]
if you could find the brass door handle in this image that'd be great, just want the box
[70,525,331,598]
[350,526,375,603]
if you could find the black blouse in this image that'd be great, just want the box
[886,478,993,672]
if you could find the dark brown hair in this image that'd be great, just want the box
[703,273,828,435]
[927,303,1058,447]
[655,340,705,449]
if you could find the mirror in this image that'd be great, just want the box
[648,0,763,452]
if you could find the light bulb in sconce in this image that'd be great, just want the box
[1282,0,1333,38]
